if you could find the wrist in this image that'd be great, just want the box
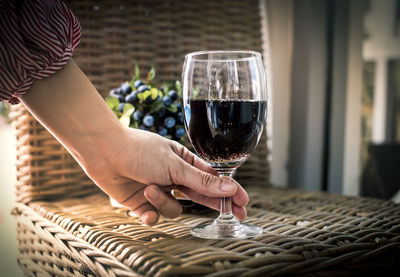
[71,119,126,173]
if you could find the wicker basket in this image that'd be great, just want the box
[11,0,269,204]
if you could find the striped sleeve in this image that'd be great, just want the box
[0,0,81,104]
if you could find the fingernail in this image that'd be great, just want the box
[148,187,159,199]
[142,211,159,225]
[220,180,236,193]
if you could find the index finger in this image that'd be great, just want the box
[171,142,218,176]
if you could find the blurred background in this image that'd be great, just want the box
[265,0,400,201]
[0,0,399,275]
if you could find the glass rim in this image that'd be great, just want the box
[185,50,262,62]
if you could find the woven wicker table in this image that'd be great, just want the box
[13,185,400,277]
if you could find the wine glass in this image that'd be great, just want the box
[182,50,267,239]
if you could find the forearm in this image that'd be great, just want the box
[20,59,123,172]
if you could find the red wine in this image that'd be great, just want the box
[185,99,267,166]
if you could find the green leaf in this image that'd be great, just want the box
[123,103,135,117]
[167,104,178,113]
[143,90,151,99]
[161,82,173,95]
[119,115,130,127]
[144,90,151,98]
[149,99,165,114]
[150,88,160,100]
[137,93,145,102]
[112,110,119,117]
[106,96,119,111]
[134,61,140,80]
[175,80,182,96]
[131,121,139,128]
[146,65,156,84]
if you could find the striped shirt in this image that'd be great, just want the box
[0,0,81,104]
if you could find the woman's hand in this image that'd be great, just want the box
[87,127,248,224]
[20,59,249,224]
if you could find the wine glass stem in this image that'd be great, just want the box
[220,196,232,216]
[215,169,239,225]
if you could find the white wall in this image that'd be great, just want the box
[343,0,364,195]
[363,0,400,143]
[289,0,328,191]
[260,0,293,187]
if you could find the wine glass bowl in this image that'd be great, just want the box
[182,50,267,239]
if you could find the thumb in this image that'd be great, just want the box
[172,160,238,197]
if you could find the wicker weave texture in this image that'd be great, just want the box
[70,0,263,93]
[14,186,400,277]
[13,206,136,277]
[71,0,269,187]
[11,0,269,203]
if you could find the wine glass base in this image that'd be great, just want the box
[191,221,263,239]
